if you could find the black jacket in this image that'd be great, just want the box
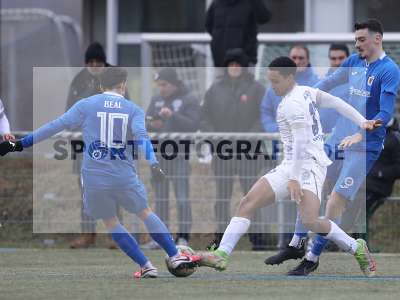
[205,0,271,67]
[201,71,265,132]
[146,84,200,133]
[66,64,129,110]
[367,118,400,198]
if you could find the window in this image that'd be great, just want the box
[354,0,400,32]
[119,0,206,32]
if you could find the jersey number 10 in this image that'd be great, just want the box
[97,112,129,148]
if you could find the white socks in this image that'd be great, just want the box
[218,217,251,256]
[326,220,358,255]
[289,234,307,249]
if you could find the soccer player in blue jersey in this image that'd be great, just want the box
[265,19,400,276]
[0,67,200,278]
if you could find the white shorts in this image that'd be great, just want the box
[263,161,327,202]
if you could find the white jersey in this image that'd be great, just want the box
[276,85,331,168]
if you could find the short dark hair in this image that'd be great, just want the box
[100,67,128,89]
[329,43,350,57]
[289,44,310,59]
[355,19,383,35]
[268,57,297,77]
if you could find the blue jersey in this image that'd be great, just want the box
[22,92,158,188]
[316,53,400,152]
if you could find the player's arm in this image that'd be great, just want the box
[372,67,400,126]
[316,89,381,130]
[131,108,165,180]
[314,57,351,92]
[0,102,84,156]
[287,103,309,203]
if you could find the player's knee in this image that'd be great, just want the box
[102,217,119,231]
[300,215,320,232]
[137,207,152,220]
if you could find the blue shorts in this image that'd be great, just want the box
[82,180,148,220]
[325,145,380,201]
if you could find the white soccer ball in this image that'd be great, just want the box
[165,245,197,277]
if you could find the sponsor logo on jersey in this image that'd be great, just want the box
[349,86,371,98]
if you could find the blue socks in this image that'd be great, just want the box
[110,223,148,267]
[144,213,178,257]
[311,218,342,256]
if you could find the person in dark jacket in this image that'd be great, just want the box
[205,0,272,67]
[144,68,200,248]
[67,42,126,249]
[201,48,268,250]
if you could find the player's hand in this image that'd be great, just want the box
[151,163,166,181]
[361,119,383,131]
[339,133,363,149]
[159,107,173,118]
[287,180,303,204]
[0,140,23,156]
[2,134,15,141]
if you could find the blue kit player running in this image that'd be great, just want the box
[265,19,400,276]
[0,67,200,279]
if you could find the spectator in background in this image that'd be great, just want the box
[261,45,320,133]
[145,68,200,248]
[205,0,271,67]
[318,43,350,134]
[67,42,125,249]
[0,98,14,141]
[201,48,267,250]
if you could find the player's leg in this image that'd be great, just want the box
[308,151,377,264]
[83,187,158,278]
[200,175,277,271]
[264,212,307,265]
[121,181,200,269]
[265,147,343,265]
[288,189,357,275]
[143,166,169,250]
[103,216,158,278]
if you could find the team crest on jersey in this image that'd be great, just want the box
[367,76,375,86]
[303,91,312,101]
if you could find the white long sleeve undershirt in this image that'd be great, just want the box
[316,89,366,127]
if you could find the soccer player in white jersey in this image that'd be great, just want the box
[200,57,380,276]
[0,98,14,141]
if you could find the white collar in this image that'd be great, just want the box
[103,91,124,97]
[366,51,386,66]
